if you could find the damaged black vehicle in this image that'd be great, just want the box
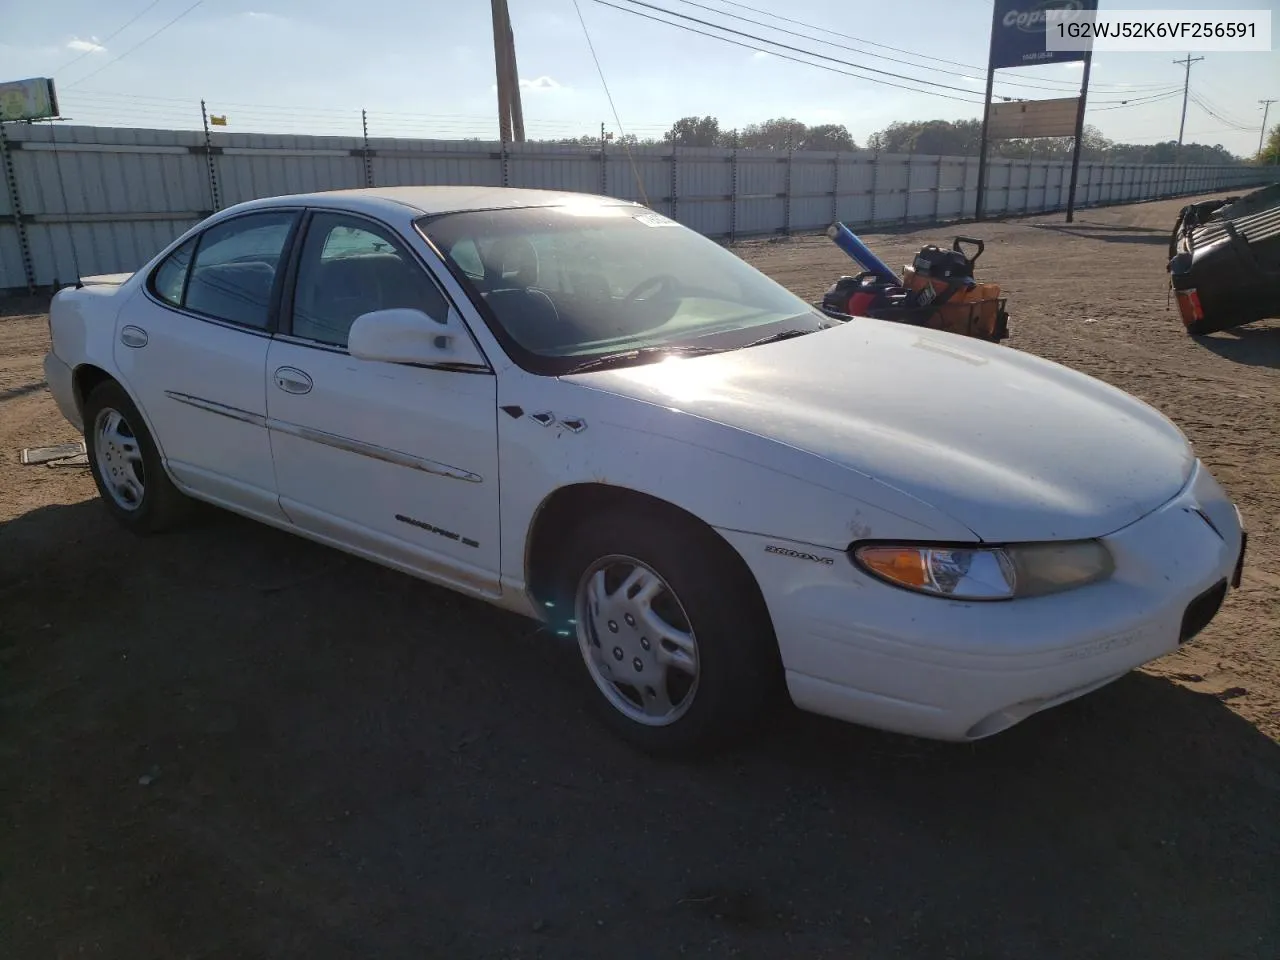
[1167,181,1280,335]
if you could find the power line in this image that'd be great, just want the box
[588,0,983,102]
[666,0,1170,96]
[683,0,1176,91]
[63,1,204,89]
[604,0,1004,99]
[593,0,1172,106]
[52,0,171,76]
[1188,87,1257,129]
[1188,92,1253,131]
[1196,78,1263,125]
[702,0,981,71]
[1261,99,1277,156]
[572,0,650,204]
[1089,90,1183,112]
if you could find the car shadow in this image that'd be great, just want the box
[1030,223,1172,245]
[2,497,1278,960]
[0,380,49,403]
[1195,321,1280,368]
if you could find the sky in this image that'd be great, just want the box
[2,0,1277,156]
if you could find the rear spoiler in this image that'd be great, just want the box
[74,272,135,289]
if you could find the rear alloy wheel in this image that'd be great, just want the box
[557,509,782,757]
[93,406,146,512]
[84,379,190,534]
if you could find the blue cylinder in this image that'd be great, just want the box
[826,222,900,285]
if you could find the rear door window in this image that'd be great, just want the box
[183,211,298,329]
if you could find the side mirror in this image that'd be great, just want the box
[347,308,487,368]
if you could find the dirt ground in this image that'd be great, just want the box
[2,194,1277,959]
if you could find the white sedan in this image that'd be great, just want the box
[43,186,1247,755]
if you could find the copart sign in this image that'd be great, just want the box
[990,0,1097,68]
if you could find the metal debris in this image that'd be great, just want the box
[20,440,86,465]
[47,452,89,468]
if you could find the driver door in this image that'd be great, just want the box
[265,210,502,597]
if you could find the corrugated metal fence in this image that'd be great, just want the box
[0,121,1270,292]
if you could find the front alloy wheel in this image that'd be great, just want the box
[555,508,783,756]
[576,555,701,726]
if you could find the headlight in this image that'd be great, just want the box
[851,540,1114,601]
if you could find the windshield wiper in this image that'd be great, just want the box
[563,344,725,375]
[738,327,823,350]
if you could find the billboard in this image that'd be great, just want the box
[987,97,1081,138]
[990,0,1097,69]
[0,77,59,122]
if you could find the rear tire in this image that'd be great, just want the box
[552,507,782,757]
[83,379,191,534]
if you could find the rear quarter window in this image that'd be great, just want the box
[149,236,197,306]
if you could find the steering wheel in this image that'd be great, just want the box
[624,274,681,302]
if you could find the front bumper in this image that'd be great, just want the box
[720,460,1244,741]
[43,352,82,433]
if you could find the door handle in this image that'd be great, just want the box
[273,366,313,395]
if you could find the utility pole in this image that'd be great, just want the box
[1173,53,1204,160]
[491,0,512,143]
[974,8,999,221]
[490,0,525,143]
[1260,99,1277,159]
[1065,50,1092,224]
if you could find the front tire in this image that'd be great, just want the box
[554,508,782,757]
[84,379,190,534]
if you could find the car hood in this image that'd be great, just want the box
[566,320,1195,543]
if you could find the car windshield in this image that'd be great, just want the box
[415,203,833,374]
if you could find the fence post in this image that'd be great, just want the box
[933,155,943,221]
[831,152,840,225]
[870,149,880,225]
[200,100,221,211]
[729,131,738,243]
[0,121,35,293]
[361,109,373,188]
[670,145,678,221]
[599,122,607,195]
[901,154,912,225]
[962,155,972,221]
[783,142,793,234]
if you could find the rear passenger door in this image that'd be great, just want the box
[115,208,300,520]
[265,210,502,597]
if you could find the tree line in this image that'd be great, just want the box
[538,114,1253,166]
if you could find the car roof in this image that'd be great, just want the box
[232,185,643,218]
